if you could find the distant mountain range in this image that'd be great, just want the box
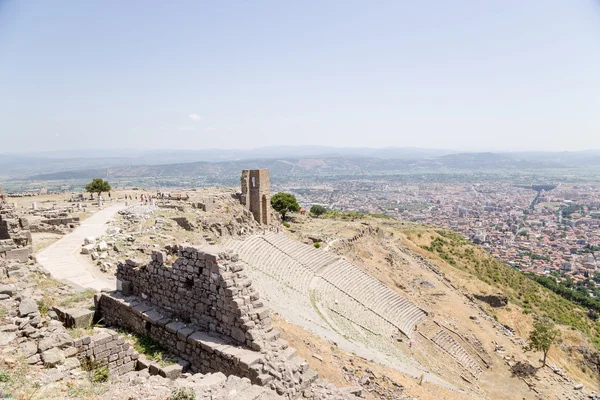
[0,146,451,178]
[2,147,600,182]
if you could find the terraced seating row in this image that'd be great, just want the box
[262,232,339,273]
[225,236,313,293]
[431,329,483,379]
[227,233,425,337]
[311,278,398,339]
[320,259,426,336]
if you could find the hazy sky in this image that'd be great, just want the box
[1,1,599,153]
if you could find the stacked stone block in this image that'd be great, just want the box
[0,204,32,262]
[99,293,261,378]
[116,245,272,350]
[73,331,138,376]
[100,245,349,398]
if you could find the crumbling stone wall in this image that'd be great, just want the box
[73,331,138,376]
[171,217,195,231]
[240,169,271,225]
[0,204,32,262]
[116,246,272,350]
[99,293,260,378]
[100,245,339,398]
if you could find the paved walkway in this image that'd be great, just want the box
[36,203,127,291]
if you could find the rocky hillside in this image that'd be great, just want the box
[283,211,600,399]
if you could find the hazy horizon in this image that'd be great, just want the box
[4,145,600,160]
[1,1,599,153]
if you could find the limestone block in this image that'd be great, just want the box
[26,354,41,365]
[159,363,183,379]
[0,284,16,296]
[81,244,94,254]
[176,327,194,341]
[65,308,95,329]
[62,357,81,371]
[41,348,66,367]
[0,332,16,346]
[122,280,133,296]
[18,341,38,358]
[19,297,38,317]
[165,321,187,334]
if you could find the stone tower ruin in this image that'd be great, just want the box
[240,169,271,225]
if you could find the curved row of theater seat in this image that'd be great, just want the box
[431,329,483,379]
[230,235,314,293]
[226,232,427,338]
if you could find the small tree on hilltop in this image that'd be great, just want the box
[310,205,327,217]
[271,192,300,220]
[85,178,111,197]
[529,318,560,367]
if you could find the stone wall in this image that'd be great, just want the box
[73,330,138,376]
[171,217,195,231]
[0,205,32,262]
[41,216,80,227]
[100,245,347,398]
[116,246,271,350]
[99,293,261,379]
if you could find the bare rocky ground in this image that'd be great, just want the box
[79,188,269,275]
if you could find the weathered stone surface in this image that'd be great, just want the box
[26,354,41,365]
[62,357,81,371]
[97,239,354,398]
[81,244,94,254]
[65,308,95,329]
[19,341,38,357]
[0,284,16,296]
[0,324,18,332]
[38,337,56,352]
[159,364,183,379]
[41,348,66,367]
[0,332,16,346]
[18,297,38,317]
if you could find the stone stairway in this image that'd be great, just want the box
[319,259,426,336]
[228,235,314,293]
[430,329,483,379]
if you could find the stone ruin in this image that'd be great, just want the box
[240,169,271,225]
[97,245,358,399]
[0,203,33,262]
[27,208,81,234]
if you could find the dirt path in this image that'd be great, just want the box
[36,202,127,291]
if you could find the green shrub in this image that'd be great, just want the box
[313,242,321,249]
[310,205,327,217]
[36,299,49,316]
[171,387,196,400]
[283,221,290,228]
[132,334,172,365]
[91,366,109,383]
[0,370,10,382]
